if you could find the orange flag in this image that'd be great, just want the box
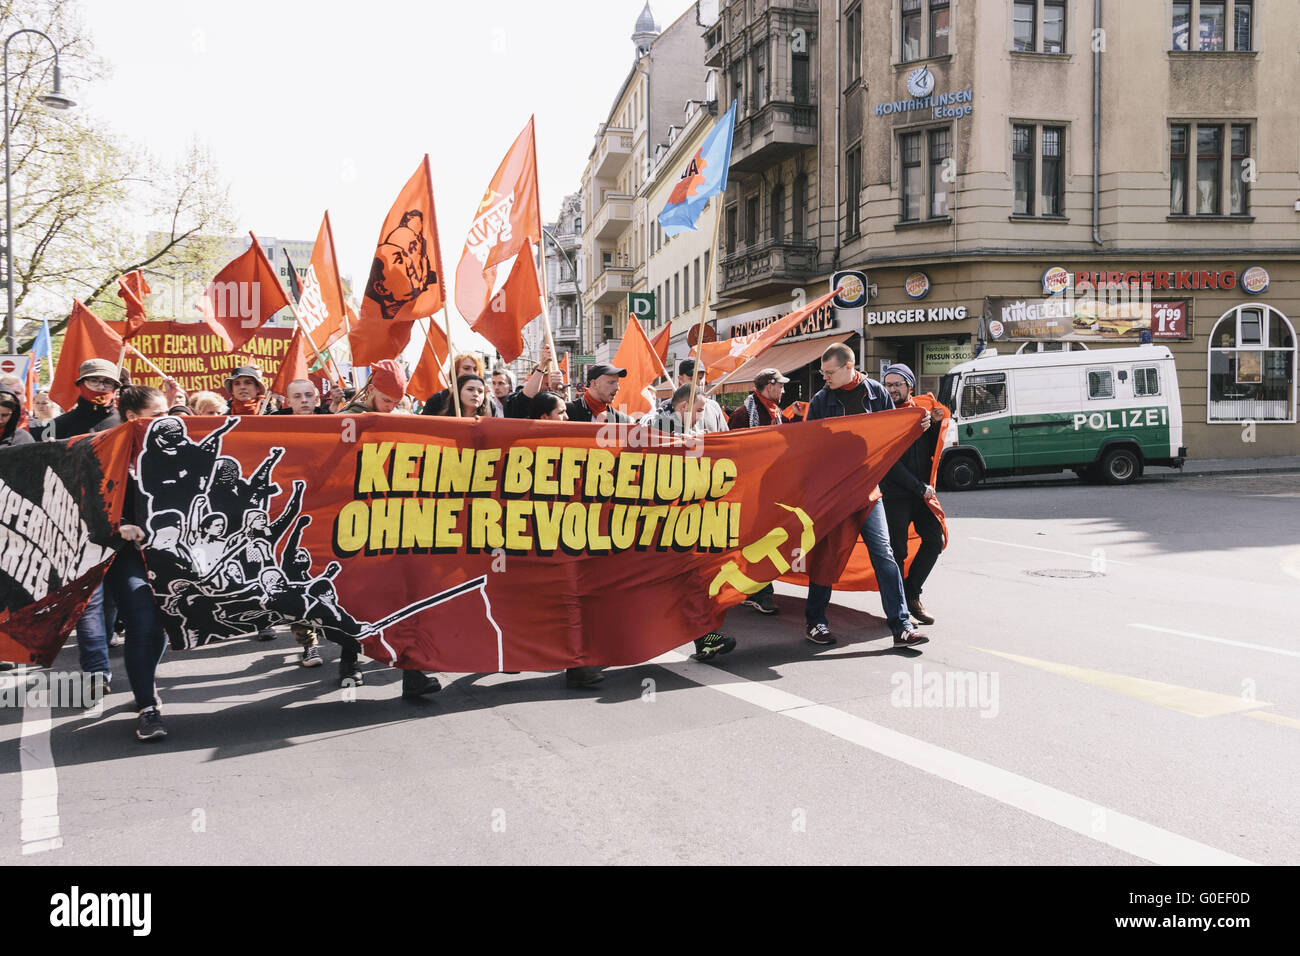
[455,118,542,330]
[116,270,150,341]
[649,323,671,372]
[23,352,38,410]
[350,157,446,366]
[558,353,570,385]
[49,301,123,410]
[406,320,451,400]
[611,314,667,417]
[471,240,541,363]
[696,288,839,384]
[195,232,291,352]
[270,326,311,398]
[297,212,350,355]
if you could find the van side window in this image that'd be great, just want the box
[1133,366,1160,396]
[1087,369,1114,400]
[960,374,1007,417]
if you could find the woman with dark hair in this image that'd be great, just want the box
[423,374,490,418]
[0,386,33,447]
[528,391,568,421]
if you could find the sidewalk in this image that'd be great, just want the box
[1179,455,1300,476]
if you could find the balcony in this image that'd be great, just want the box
[593,192,634,240]
[553,278,579,297]
[719,238,819,299]
[730,100,817,174]
[590,266,635,305]
[594,125,634,179]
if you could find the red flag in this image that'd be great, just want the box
[406,321,450,400]
[270,326,311,397]
[48,301,123,410]
[470,241,540,363]
[558,353,570,386]
[296,212,350,355]
[649,323,671,371]
[454,118,542,330]
[611,314,667,417]
[350,157,447,366]
[195,232,291,352]
[116,270,150,341]
[696,288,840,384]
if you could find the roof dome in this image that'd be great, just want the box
[633,2,661,44]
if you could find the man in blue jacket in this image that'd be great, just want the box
[804,343,928,648]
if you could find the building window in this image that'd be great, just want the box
[1014,1,1067,53]
[602,314,614,342]
[725,206,738,254]
[1208,305,1297,423]
[1196,124,1221,214]
[1133,367,1161,397]
[846,4,862,80]
[1170,125,1188,214]
[1087,368,1114,400]
[752,42,767,108]
[928,128,951,217]
[792,52,810,105]
[1011,123,1065,217]
[682,267,690,312]
[693,258,701,308]
[846,146,863,235]
[930,0,950,56]
[1230,123,1250,215]
[900,133,923,221]
[673,274,680,318]
[745,196,759,245]
[1173,0,1251,51]
[793,174,808,241]
[771,184,785,241]
[901,0,922,62]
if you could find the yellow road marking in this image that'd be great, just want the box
[971,647,1270,718]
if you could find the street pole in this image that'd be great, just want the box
[4,29,74,354]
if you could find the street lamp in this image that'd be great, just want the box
[5,29,75,353]
[542,226,584,352]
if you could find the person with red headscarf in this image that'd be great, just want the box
[340,360,408,413]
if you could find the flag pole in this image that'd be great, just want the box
[686,201,723,425]
[439,307,461,417]
[527,120,557,372]
[319,211,356,391]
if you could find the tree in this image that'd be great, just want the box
[2,0,235,351]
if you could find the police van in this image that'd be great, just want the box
[936,344,1187,489]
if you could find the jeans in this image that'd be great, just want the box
[883,494,945,600]
[805,502,911,637]
[75,583,111,680]
[105,549,167,712]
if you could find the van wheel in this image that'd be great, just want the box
[1099,448,1141,485]
[941,455,982,491]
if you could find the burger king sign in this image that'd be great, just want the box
[1042,267,1072,295]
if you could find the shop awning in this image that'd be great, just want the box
[712,332,854,395]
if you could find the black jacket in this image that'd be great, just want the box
[879,414,941,499]
[565,397,631,424]
[0,385,33,447]
[39,397,121,440]
[808,375,928,497]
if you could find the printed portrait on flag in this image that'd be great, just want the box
[365,209,436,321]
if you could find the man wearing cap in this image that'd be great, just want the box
[40,358,123,440]
[566,364,633,423]
[224,365,268,416]
[340,359,407,414]
[881,363,945,626]
[726,368,790,615]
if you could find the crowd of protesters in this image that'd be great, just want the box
[0,340,946,744]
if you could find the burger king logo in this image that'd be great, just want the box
[1042,267,1071,295]
[988,320,1005,340]
[1241,266,1270,295]
[831,270,869,309]
[904,272,931,299]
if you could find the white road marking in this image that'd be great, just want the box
[1129,623,1300,660]
[651,649,1255,866]
[968,537,1137,567]
[1,671,64,855]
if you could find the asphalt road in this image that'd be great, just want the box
[3,471,1298,865]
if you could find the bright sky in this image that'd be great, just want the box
[78,0,698,358]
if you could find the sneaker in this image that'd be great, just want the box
[84,673,112,707]
[301,644,323,668]
[894,628,930,648]
[691,632,737,662]
[907,598,935,626]
[401,670,442,698]
[338,663,364,687]
[135,707,168,742]
[108,633,125,647]
[0,661,16,671]
[742,591,779,615]
[565,666,604,689]
[806,623,836,645]
[257,629,277,642]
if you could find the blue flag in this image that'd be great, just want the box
[32,320,51,359]
[657,101,736,238]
